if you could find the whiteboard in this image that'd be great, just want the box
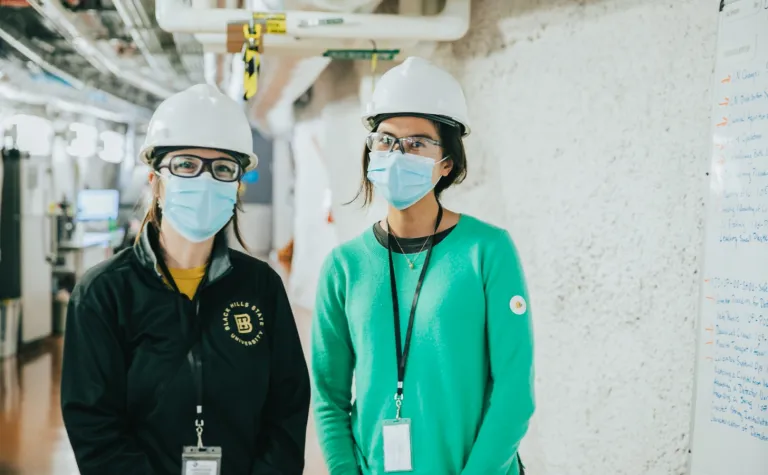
[689,1,768,474]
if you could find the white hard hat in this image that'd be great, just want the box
[362,56,471,137]
[139,84,258,171]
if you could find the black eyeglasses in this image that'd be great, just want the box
[366,132,442,155]
[157,154,242,182]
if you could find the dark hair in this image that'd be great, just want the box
[134,149,249,252]
[349,117,467,207]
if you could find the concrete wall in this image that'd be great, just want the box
[292,0,720,473]
[271,136,296,253]
[288,117,340,309]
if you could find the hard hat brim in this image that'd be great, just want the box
[363,112,470,137]
[362,112,471,137]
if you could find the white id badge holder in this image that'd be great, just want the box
[382,418,413,472]
[182,446,222,475]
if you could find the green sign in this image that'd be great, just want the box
[322,49,401,61]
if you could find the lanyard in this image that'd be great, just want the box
[155,253,207,448]
[386,203,443,420]
[187,306,205,448]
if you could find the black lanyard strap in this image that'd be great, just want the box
[387,203,443,416]
[188,304,203,414]
[154,249,206,443]
[188,321,205,448]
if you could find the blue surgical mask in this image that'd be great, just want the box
[159,173,238,243]
[366,151,447,210]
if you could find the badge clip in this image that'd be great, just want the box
[394,393,403,420]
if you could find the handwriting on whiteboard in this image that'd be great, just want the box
[703,277,768,442]
[711,70,768,247]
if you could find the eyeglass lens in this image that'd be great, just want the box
[366,133,440,155]
[168,155,240,182]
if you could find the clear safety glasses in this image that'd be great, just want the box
[365,132,442,156]
[157,154,242,182]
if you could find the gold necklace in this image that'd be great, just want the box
[386,224,431,270]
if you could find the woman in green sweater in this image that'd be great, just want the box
[311,57,535,475]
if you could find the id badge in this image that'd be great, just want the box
[182,446,222,475]
[382,419,413,472]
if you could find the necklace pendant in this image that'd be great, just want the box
[408,262,414,269]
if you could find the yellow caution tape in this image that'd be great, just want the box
[252,12,287,35]
[242,22,262,100]
[243,47,261,100]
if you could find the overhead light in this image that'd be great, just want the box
[1,114,54,156]
[66,122,98,158]
[98,130,126,164]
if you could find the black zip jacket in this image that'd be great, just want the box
[60,224,310,475]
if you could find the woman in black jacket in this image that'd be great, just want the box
[60,84,310,475]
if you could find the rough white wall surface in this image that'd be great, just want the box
[441,1,718,473]
[289,118,339,309]
[297,0,720,473]
[272,137,296,251]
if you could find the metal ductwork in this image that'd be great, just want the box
[0,60,151,122]
[112,0,186,84]
[157,0,470,52]
[28,0,178,98]
[153,0,470,135]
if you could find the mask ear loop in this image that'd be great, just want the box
[435,155,452,183]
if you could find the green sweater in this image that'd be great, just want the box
[311,215,535,475]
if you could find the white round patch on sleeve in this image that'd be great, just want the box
[509,295,527,315]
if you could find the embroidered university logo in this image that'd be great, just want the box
[222,301,265,346]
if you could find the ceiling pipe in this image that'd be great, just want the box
[0,26,151,120]
[194,34,419,54]
[156,0,471,43]
[398,0,422,16]
[202,0,234,91]
[0,83,147,123]
[0,25,87,90]
[118,0,193,87]
[112,0,176,76]
[29,0,177,98]
[125,0,155,27]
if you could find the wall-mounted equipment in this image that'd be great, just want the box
[75,189,120,222]
[0,145,54,345]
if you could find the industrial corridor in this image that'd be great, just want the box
[0,0,765,474]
